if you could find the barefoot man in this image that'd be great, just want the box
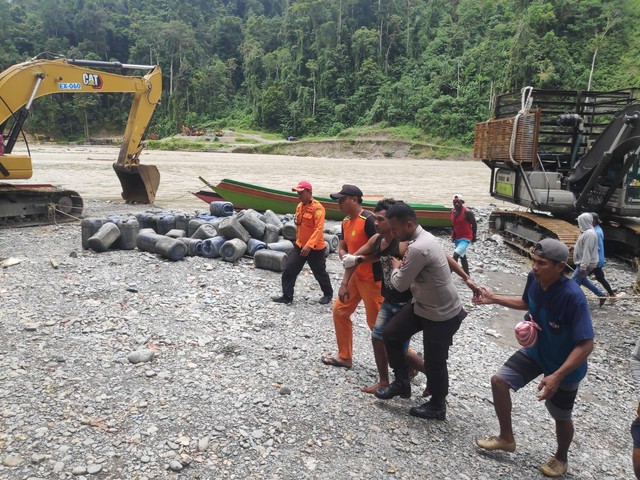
[338,199,423,392]
[473,238,594,478]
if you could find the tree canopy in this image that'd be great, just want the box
[1,0,638,144]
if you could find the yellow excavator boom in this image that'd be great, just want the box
[0,55,162,204]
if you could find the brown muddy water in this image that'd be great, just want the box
[12,145,509,211]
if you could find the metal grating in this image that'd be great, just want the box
[473,111,539,163]
[492,88,638,157]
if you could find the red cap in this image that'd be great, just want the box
[292,181,312,192]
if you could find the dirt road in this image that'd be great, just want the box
[14,145,507,211]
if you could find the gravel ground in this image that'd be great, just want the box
[1,202,639,479]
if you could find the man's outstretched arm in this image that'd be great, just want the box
[473,286,529,310]
[446,253,481,296]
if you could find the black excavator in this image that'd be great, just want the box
[474,87,640,261]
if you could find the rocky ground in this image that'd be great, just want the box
[1,202,639,479]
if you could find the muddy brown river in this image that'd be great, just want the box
[13,145,508,211]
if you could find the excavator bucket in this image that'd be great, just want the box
[113,163,160,204]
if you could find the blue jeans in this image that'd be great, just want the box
[572,266,606,298]
[372,300,410,352]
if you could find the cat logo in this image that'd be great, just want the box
[82,73,103,90]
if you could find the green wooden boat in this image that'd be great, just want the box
[194,177,452,227]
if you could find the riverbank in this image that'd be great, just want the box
[80,125,472,160]
[28,125,473,160]
[1,202,639,478]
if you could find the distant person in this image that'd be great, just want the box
[451,194,477,276]
[473,238,594,478]
[321,184,383,369]
[572,212,607,306]
[374,202,471,422]
[589,213,617,302]
[630,337,640,479]
[271,181,333,305]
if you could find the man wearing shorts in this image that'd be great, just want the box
[473,238,594,478]
[451,194,477,276]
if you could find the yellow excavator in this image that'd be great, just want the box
[0,53,162,225]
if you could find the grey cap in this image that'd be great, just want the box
[533,238,569,263]
[591,212,602,224]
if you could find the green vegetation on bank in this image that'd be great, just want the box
[230,138,469,160]
[2,0,639,147]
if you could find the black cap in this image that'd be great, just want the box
[330,184,363,200]
[591,212,602,224]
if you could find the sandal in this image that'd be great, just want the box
[540,457,568,477]
[321,356,352,369]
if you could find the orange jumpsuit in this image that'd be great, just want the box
[280,198,332,300]
[294,198,326,250]
[333,211,383,361]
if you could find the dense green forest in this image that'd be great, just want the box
[1,0,639,144]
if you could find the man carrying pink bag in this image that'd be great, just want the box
[472,238,594,478]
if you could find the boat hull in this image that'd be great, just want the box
[195,179,452,228]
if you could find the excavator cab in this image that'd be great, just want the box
[474,87,640,257]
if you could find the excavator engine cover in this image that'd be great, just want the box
[114,163,160,204]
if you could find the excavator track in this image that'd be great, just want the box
[489,210,581,261]
[603,216,640,260]
[0,184,83,228]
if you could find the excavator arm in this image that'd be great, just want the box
[0,55,162,204]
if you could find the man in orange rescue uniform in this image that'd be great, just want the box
[322,184,383,368]
[272,181,333,305]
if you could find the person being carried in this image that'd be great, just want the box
[572,212,607,307]
[337,198,424,393]
[321,184,383,369]
[473,238,594,478]
[373,202,474,421]
[589,212,618,302]
[451,194,477,276]
[272,181,333,305]
[340,198,481,394]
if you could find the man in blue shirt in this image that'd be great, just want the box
[589,212,616,301]
[473,238,594,478]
